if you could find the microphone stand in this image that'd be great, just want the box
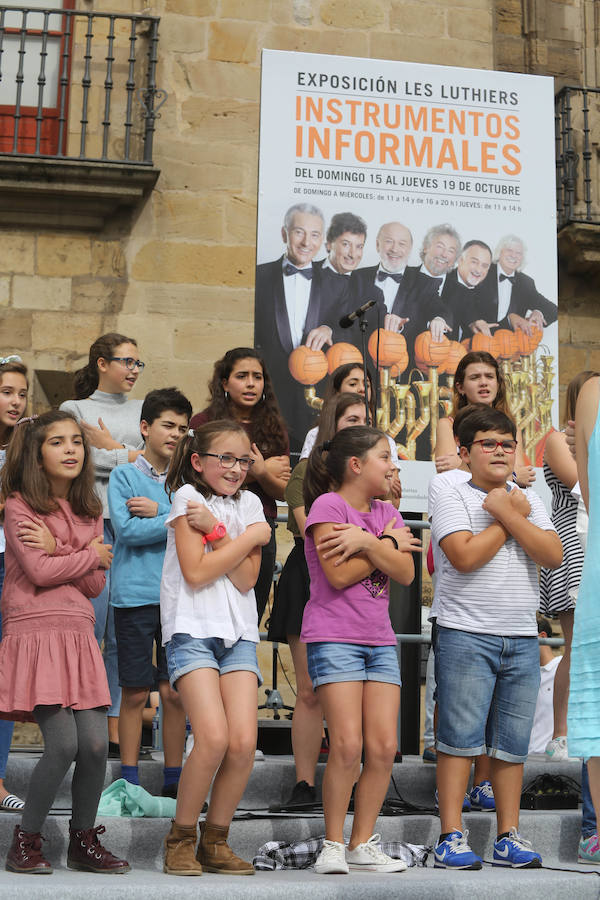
[352,307,374,426]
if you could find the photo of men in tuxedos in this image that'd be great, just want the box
[468,235,558,337]
[254,203,349,451]
[350,222,443,373]
[439,240,493,341]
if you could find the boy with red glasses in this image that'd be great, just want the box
[431,406,562,870]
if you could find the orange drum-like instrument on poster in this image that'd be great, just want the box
[367,329,409,373]
[444,340,468,375]
[326,342,363,373]
[492,328,518,360]
[470,332,494,355]
[288,346,328,385]
[414,331,450,372]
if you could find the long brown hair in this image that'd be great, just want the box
[326,363,375,423]
[73,333,137,400]
[0,361,29,445]
[565,371,599,422]
[303,424,385,513]
[315,393,365,446]
[452,351,511,418]
[165,419,250,500]
[202,348,287,456]
[0,411,102,518]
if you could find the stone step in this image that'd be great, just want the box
[0,810,596,899]
[4,751,583,811]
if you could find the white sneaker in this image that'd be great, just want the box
[545,736,570,761]
[314,840,349,874]
[346,834,408,873]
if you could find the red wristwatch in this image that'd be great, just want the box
[202,522,227,544]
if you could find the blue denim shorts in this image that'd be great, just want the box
[307,641,401,689]
[435,626,540,763]
[165,633,263,688]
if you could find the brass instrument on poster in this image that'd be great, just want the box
[297,339,555,462]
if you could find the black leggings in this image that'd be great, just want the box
[21,706,107,833]
[254,518,276,623]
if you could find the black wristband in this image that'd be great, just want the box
[378,533,399,550]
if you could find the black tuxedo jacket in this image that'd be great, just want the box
[437,268,481,341]
[469,263,558,332]
[254,256,349,451]
[348,265,445,377]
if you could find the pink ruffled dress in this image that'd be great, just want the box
[0,493,111,721]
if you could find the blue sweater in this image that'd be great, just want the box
[107,463,171,608]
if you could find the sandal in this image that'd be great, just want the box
[0,793,25,811]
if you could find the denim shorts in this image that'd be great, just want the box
[165,633,263,688]
[307,641,401,689]
[435,626,540,763]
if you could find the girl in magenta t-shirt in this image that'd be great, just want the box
[301,425,420,875]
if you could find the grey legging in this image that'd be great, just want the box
[21,706,107,833]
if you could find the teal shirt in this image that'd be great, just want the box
[107,461,171,607]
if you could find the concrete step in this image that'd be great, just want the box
[0,751,591,899]
[4,751,583,811]
[0,811,596,899]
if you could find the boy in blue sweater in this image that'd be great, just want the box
[108,387,192,795]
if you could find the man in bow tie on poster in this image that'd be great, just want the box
[350,221,445,374]
[254,203,349,452]
[437,239,493,341]
[320,211,367,281]
[467,235,558,337]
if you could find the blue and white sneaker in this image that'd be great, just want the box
[434,789,471,812]
[470,780,495,811]
[493,828,542,868]
[434,830,482,870]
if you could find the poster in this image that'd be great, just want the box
[254,50,558,511]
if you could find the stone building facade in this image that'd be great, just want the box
[0,0,597,417]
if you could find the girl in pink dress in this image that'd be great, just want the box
[0,410,129,876]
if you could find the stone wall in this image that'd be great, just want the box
[0,0,593,417]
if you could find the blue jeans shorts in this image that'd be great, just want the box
[435,625,540,763]
[165,633,263,688]
[307,641,401,689]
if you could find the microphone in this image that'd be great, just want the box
[339,299,376,329]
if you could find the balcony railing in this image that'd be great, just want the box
[555,85,600,230]
[0,5,164,165]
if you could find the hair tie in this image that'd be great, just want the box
[16,415,38,427]
[321,440,331,453]
[0,354,22,365]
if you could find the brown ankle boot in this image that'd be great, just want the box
[67,822,130,874]
[164,820,203,876]
[5,824,52,874]
[197,821,254,875]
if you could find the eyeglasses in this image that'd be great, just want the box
[199,452,254,471]
[109,357,145,371]
[469,439,517,454]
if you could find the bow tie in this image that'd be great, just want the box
[284,263,313,280]
[499,273,515,283]
[377,270,403,283]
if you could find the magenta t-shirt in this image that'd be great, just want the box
[300,492,402,646]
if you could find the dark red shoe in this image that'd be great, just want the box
[67,823,130,874]
[5,824,53,874]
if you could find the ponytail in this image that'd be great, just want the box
[73,332,137,399]
[303,424,384,513]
